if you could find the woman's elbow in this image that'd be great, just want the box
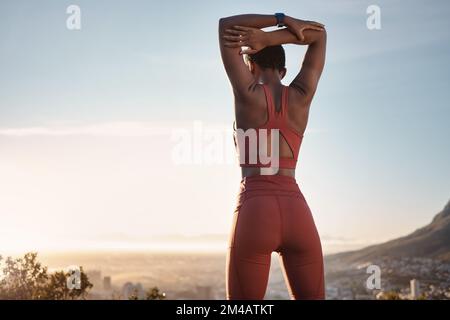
[320,28,327,41]
[219,17,233,30]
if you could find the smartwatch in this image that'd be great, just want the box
[275,12,286,27]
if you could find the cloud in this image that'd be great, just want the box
[0,121,327,137]
[0,121,173,137]
[0,121,236,137]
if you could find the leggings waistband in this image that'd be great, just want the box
[239,175,299,193]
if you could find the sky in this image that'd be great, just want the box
[1,0,450,254]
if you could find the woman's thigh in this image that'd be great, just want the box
[226,194,281,299]
[277,195,325,299]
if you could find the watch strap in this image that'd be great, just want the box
[275,12,285,27]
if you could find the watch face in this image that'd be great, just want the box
[275,13,285,26]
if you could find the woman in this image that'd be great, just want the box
[218,13,327,299]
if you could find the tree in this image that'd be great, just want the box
[146,286,166,300]
[376,290,402,300]
[44,267,92,300]
[127,287,166,300]
[0,252,92,300]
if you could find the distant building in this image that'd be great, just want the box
[410,279,421,299]
[86,270,102,289]
[103,276,112,291]
[121,282,145,300]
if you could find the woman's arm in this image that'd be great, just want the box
[219,14,278,30]
[222,16,327,102]
[222,27,324,54]
[218,14,279,99]
[284,17,327,101]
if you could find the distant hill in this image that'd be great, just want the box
[326,199,450,265]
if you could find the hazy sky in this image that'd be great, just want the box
[1,0,449,254]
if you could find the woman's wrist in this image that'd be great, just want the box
[263,31,274,47]
[265,30,282,47]
[264,28,299,47]
[283,15,295,27]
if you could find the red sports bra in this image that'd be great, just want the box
[233,84,304,169]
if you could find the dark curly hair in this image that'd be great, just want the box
[246,45,286,71]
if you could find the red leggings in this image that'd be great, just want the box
[226,175,324,300]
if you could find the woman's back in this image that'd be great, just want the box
[233,84,310,174]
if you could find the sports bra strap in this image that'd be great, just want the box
[262,84,289,119]
[281,85,289,118]
[261,84,275,119]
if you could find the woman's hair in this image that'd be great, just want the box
[246,45,286,71]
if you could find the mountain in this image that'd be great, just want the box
[326,199,450,265]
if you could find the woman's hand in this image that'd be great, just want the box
[284,16,325,43]
[222,26,268,55]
